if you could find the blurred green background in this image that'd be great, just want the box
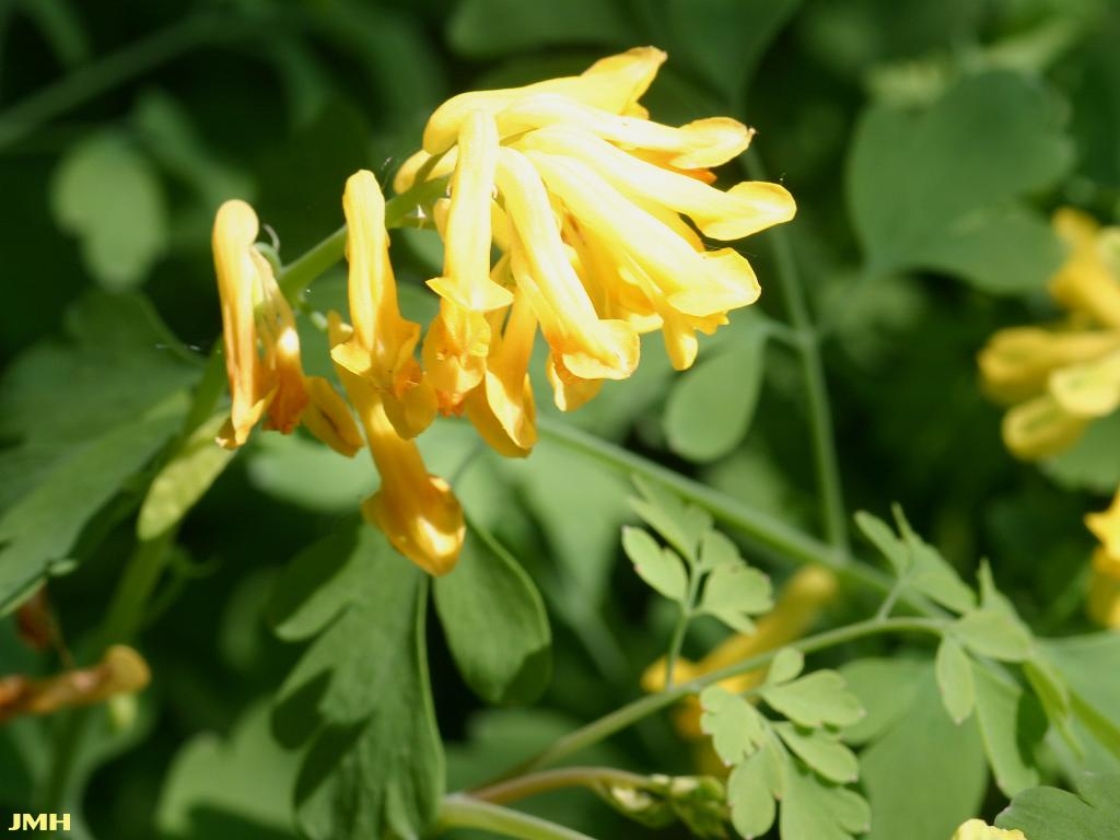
[2,0,1120,838]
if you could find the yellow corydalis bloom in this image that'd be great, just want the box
[332,170,435,438]
[1086,488,1120,628]
[330,315,465,576]
[951,820,1027,840]
[403,46,795,429]
[979,208,1120,460]
[212,200,361,455]
[642,566,838,739]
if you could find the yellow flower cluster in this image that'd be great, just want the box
[1087,489,1120,628]
[211,48,795,575]
[951,819,1026,840]
[978,209,1120,629]
[978,208,1120,461]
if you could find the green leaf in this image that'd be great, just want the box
[894,507,976,613]
[906,205,1064,294]
[699,563,773,633]
[0,393,186,612]
[767,648,805,687]
[137,413,235,540]
[273,524,443,839]
[663,0,801,105]
[854,510,910,575]
[629,475,712,564]
[1024,656,1080,756]
[935,636,975,724]
[953,608,1034,662]
[774,723,860,784]
[132,91,254,208]
[247,433,376,515]
[726,742,781,839]
[516,441,632,604]
[972,661,1044,796]
[699,685,767,766]
[849,71,1071,291]
[448,0,630,57]
[51,131,168,290]
[157,702,299,840]
[846,660,987,840]
[997,772,1120,840]
[759,671,864,729]
[779,757,870,840]
[1041,410,1120,493]
[664,331,768,463]
[621,526,688,602]
[1040,633,1120,766]
[433,519,551,705]
[697,529,743,572]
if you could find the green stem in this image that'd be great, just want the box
[743,152,849,557]
[274,177,447,300]
[664,567,702,687]
[434,795,596,840]
[0,15,228,150]
[503,616,942,778]
[536,418,887,597]
[470,767,650,806]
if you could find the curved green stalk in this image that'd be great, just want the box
[435,795,597,840]
[470,767,650,806]
[0,15,230,150]
[743,151,850,557]
[501,616,943,779]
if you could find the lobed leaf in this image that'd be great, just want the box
[699,685,767,766]
[935,636,975,724]
[759,671,864,729]
[622,526,689,603]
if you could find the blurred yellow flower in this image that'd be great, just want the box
[212,199,362,455]
[1087,488,1120,628]
[951,819,1027,840]
[642,566,838,739]
[978,208,1120,460]
[400,46,796,444]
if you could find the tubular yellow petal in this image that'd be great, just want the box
[516,126,795,239]
[1049,348,1120,418]
[1002,394,1088,460]
[392,148,458,194]
[339,170,435,438]
[978,326,1120,405]
[1088,548,1120,628]
[1050,207,1120,329]
[497,149,639,380]
[300,376,364,457]
[422,47,667,154]
[422,301,491,410]
[528,152,760,317]
[362,391,465,576]
[213,200,270,447]
[464,291,538,455]
[1086,490,1120,560]
[546,353,603,412]
[499,95,753,169]
[427,112,513,313]
[952,819,1027,840]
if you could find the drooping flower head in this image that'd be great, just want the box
[212,200,362,455]
[399,47,796,452]
[978,209,1120,460]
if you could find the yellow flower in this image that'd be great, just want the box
[951,819,1027,840]
[978,209,1120,460]
[329,315,465,576]
[642,566,838,739]
[402,46,795,426]
[1087,488,1120,628]
[330,170,436,438]
[212,200,362,455]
